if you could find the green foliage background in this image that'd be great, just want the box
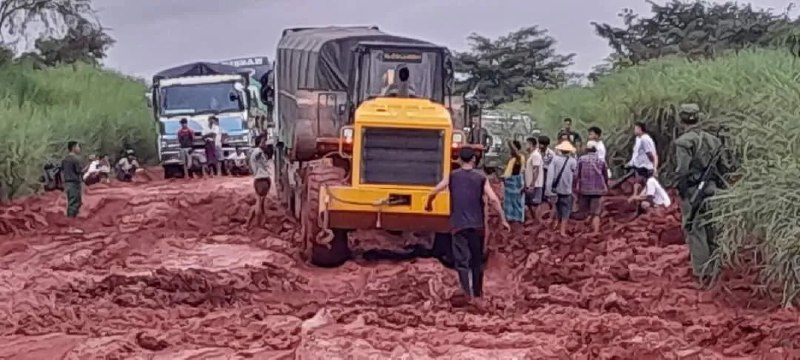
[510,49,800,304]
[0,63,155,200]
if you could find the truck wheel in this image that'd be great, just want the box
[301,163,349,267]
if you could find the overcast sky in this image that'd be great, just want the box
[95,0,794,77]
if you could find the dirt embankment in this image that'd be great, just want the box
[0,176,798,359]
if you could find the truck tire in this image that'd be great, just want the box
[301,163,350,267]
[293,119,318,162]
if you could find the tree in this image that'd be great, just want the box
[34,17,113,66]
[454,26,575,107]
[0,43,13,65]
[0,0,94,45]
[592,0,800,69]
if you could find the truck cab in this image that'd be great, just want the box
[147,62,257,178]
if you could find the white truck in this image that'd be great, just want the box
[146,62,265,178]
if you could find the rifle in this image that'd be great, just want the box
[685,129,727,230]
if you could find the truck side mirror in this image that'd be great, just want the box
[337,104,346,116]
[144,93,152,108]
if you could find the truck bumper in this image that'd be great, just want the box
[160,151,184,166]
[320,186,451,232]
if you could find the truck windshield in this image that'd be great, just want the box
[159,82,244,116]
[361,49,440,102]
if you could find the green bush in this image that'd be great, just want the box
[514,49,800,304]
[0,63,155,200]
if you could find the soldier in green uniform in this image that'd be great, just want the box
[674,103,729,284]
[61,141,84,220]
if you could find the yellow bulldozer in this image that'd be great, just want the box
[266,26,483,266]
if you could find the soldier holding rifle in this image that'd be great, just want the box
[674,103,730,286]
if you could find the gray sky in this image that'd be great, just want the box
[95,0,794,77]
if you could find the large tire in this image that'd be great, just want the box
[292,119,318,162]
[301,163,350,267]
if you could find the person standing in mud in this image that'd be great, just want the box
[425,147,510,299]
[627,121,658,196]
[61,141,83,222]
[524,137,544,223]
[674,103,729,285]
[547,141,578,236]
[247,134,275,227]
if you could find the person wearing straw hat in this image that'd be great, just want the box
[546,141,578,236]
[576,140,609,234]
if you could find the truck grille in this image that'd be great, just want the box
[360,128,444,186]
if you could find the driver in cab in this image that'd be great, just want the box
[382,64,416,97]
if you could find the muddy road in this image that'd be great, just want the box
[0,174,798,359]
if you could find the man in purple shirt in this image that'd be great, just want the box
[575,140,608,234]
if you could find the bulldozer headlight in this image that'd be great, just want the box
[340,126,354,144]
[452,131,465,148]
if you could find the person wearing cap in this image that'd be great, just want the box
[626,121,658,195]
[501,140,526,224]
[576,140,609,234]
[247,134,275,227]
[674,103,730,284]
[546,141,578,236]
[425,147,510,300]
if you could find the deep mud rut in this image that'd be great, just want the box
[1,174,799,360]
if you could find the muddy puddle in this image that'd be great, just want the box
[0,176,798,359]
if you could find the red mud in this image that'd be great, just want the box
[1,175,799,359]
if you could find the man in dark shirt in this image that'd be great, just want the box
[425,148,509,299]
[557,118,582,148]
[177,118,194,177]
[61,141,83,220]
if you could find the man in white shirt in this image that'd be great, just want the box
[83,154,111,185]
[627,121,658,195]
[629,175,671,213]
[524,137,544,222]
[116,150,141,182]
[204,116,224,175]
[225,147,249,176]
[247,135,276,228]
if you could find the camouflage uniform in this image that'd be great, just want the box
[673,103,728,280]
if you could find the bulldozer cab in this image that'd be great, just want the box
[348,42,450,112]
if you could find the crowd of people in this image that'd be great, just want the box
[496,118,671,237]
[429,117,679,301]
[176,116,250,178]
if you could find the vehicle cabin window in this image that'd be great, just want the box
[160,82,244,116]
[362,50,438,101]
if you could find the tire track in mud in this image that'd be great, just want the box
[0,176,798,359]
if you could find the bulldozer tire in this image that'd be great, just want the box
[301,163,350,267]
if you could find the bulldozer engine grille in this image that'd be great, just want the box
[361,128,444,186]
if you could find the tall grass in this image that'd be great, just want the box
[0,63,155,200]
[512,49,800,305]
